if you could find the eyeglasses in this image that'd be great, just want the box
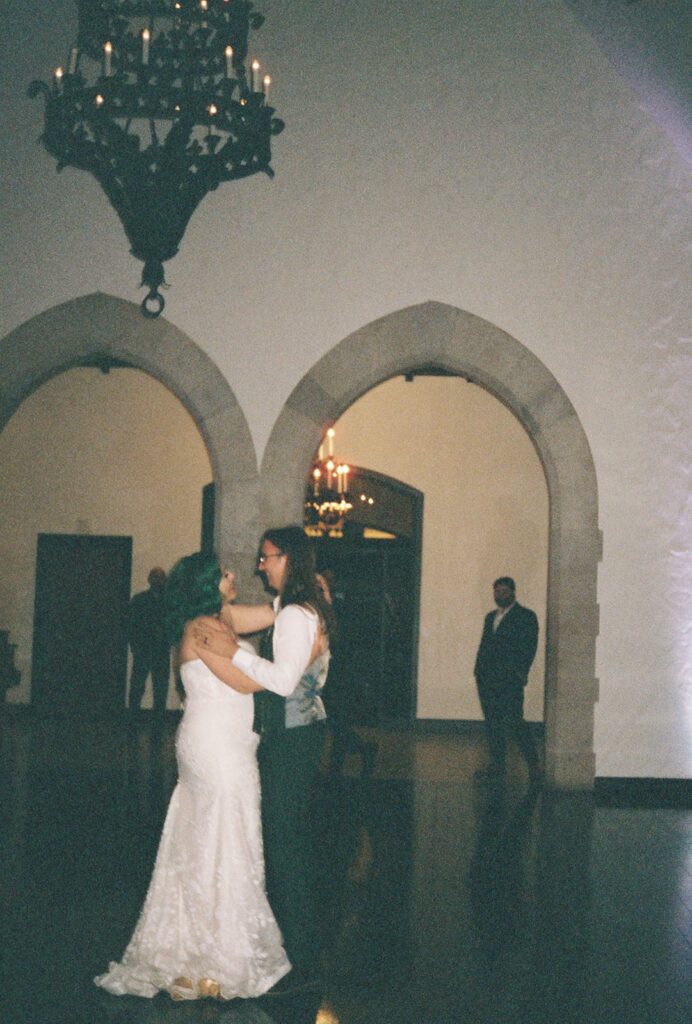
[258,552,284,565]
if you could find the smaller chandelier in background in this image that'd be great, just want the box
[29,0,284,317]
[305,428,375,538]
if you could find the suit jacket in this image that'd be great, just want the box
[127,589,169,658]
[474,602,538,687]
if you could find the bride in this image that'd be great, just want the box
[95,552,318,1001]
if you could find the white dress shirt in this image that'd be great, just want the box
[231,600,318,697]
[493,601,516,631]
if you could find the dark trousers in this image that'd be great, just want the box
[476,677,539,772]
[128,652,170,715]
[258,722,325,971]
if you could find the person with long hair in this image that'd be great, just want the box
[94,551,321,1003]
[196,525,333,994]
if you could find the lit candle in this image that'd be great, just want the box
[54,66,64,86]
[68,47,78,74]
[200,0,208,27]
[142,28,150,65]
[104,41,112,77]
[262,74,271,101]
[326,459,335,488]
[95,94,104,107]
[225,45,234,78]
[343,465,350,493]
[327,427,335,456]
[208,103,218,116]
[251,59,260,92]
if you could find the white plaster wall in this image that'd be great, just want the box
[334,377,549,721]
[0,1,690,774]
[0,369,212,707]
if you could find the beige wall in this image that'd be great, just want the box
[0,368,212,707]
[1,0,689,773]
[335,377,549,721]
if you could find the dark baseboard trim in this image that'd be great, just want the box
[594,777,692,809]
[413,717,545,737]
[1,704,182,721]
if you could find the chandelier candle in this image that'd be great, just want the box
[251,59,260,91]
[305,428,362,538]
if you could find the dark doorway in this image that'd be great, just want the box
[201,481,215,555]
[308,468,423,727]
[31,534,132,714]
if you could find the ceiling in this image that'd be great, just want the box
[565,0,691,161]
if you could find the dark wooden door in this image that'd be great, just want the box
[310,468,423,726]
[31,534,132,713]
[201,481,215,555]
[315,537,418,725]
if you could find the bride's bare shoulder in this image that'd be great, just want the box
[180,618,205,659]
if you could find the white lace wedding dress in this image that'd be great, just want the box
[95,658,290,1000]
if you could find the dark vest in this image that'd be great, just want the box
[252,627,286,735]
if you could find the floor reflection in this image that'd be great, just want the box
[93,987,324,1024]
[468,783,543,959]
[1,713,690,1024]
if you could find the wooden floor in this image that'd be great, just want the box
[0,713,690,1024]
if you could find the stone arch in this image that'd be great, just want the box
[261,301,601,789]
[0,293,259,584]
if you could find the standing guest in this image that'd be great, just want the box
[473,577,542,785]
[317,569,377,778]
[127,567,170,717]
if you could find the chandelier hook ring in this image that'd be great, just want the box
[141,289,165,319]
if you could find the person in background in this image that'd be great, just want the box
[317,569,377,778]
[127,567,170,718]
[473,577,542,786]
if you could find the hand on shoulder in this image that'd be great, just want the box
[182,616,238,661]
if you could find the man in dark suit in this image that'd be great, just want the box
[474,577,542,783]
[127,567,170,717]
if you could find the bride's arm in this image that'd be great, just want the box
[190,615,237,657]
[219,602,275,636]
[180,620,264,694]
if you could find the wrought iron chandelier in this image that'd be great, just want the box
[29,1,284,317]
[305,428,375,538]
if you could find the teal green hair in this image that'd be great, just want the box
[165,552,222,645]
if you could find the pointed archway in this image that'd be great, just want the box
[0,293,259,584]
[261,301,601,789]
